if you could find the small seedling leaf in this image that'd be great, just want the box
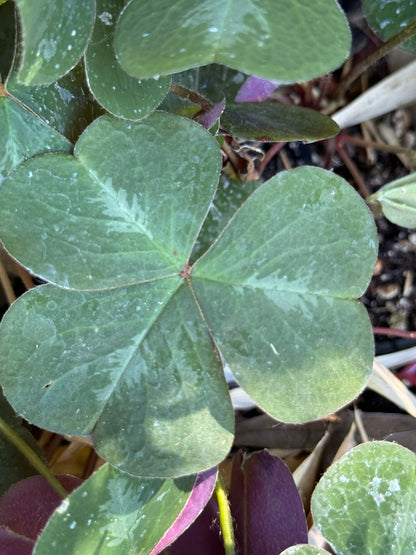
[235,76,280,102]
[368,172,416,228]
[312,441,416,554]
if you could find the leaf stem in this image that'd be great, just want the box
[215,475,235,555]
[337,17,416,98]
[0,416,68,499]
[169,82,214,111]
[373,326,416,339]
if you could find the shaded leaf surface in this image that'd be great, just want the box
[229,450,307,554]
[0,95,72,182]
[6,63,104,143]
[0,1,16,81]
[161,498,224,555]
[221,101,340,143]
[312,441,416,554]
[85,0,170,120]
[190,175,259,262]
[0,475,81,541]
[0,391,46,497]
[33,465,195,555]
[0,527,34,555]
[15,0,95,85]
[363,0,416,54]
[368,172,416,228]
[114,0,350,82]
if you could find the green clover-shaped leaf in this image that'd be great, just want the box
[33,464,198,555]
[15,0,95,85]
[368,172,416,228]
[85,0,171,121]
[363,0,416,55]
[0,89,72,183]
[6,62,104,144]
[0,112,377,477]
[312,442,416,554]
[114,0,351,83]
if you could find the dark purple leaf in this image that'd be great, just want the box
[0,475,82,542]
[235,76,280,102]
[152,467,217,554]
[396,362,416,387]
[0,526,34,555]
[230,450,307,554]
[221,102,339,142]
[199,100,226,130]
[161,498,224,555]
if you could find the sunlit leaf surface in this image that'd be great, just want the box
[193,167,377,422]
[33,465,195,554]
[312,442,416,554]
[368,172,416,228]
[0,114,377,476]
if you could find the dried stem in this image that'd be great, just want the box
[337,18,416,98]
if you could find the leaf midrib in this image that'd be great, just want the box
[83,165,177,271]
[192,273,357,300]
[88,278,186,435]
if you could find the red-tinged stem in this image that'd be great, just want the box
[373,327,416,339]
[257,142,286,177]
[335,137,370,197]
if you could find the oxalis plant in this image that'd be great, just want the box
[0,0,415,553]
